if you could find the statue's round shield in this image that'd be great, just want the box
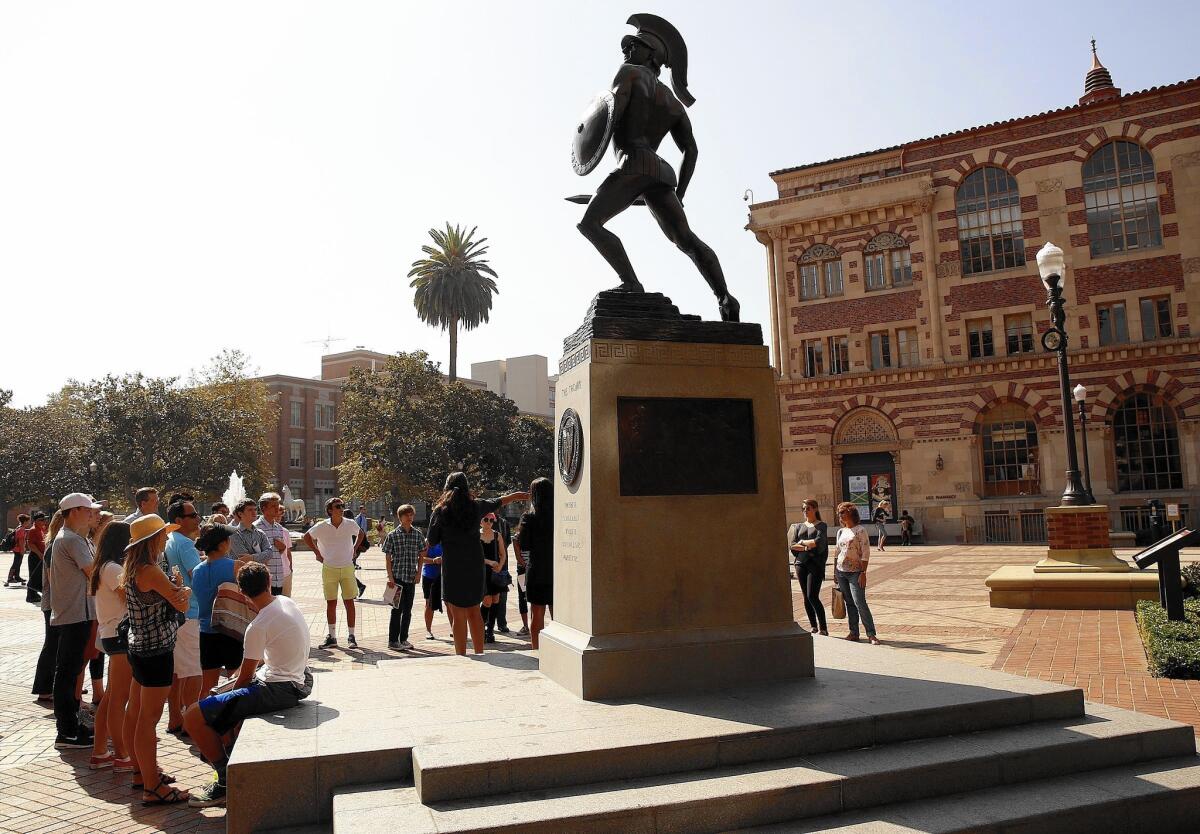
[571,91,615,176]
[557,408,583,486]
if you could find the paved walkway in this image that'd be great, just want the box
[0,544,1196,832]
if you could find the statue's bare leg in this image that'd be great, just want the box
[577,173,652,291]
[643,186,740,322]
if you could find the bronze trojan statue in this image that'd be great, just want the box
[569,13,740,323]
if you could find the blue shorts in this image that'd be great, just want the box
[198,671,312,735]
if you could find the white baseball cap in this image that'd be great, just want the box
[59,492,103,511]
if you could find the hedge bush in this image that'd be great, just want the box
[1136,597,1200,679]
[1181,561,1200,598]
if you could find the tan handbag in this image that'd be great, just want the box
[831,587,847,619]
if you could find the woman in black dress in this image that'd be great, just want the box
[427,472,528,656]
[790,498,828,636]
[514,477,553,649]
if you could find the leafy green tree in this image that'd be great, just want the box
[336,351,554,506]
[0,398,93,522]
[408,223,499,381]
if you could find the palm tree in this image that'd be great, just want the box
[408,223,499,382]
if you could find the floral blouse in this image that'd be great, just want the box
[835,524,870,572]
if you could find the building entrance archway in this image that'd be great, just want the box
[831,408,900,522]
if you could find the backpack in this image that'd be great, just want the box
[211,582,259,640]
[0,529,15,553]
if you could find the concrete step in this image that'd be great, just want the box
[412,663,1084,804]
[330,705,1194,834]
[735,755,1200,833]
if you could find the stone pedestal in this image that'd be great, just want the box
[986,503,1159,609]
[539,291,812,700]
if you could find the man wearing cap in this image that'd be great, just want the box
[303,497,365,649]
[163,500,204,735]
[50,492,102,748]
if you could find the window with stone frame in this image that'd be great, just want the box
[314,441,336,470]
[289,400,303,428]
[1112,391,1182,492]
[828,335,850,375]
[1097,301,1129,346]
[315,401,336,430]
[863,233,912,292]
[1139,296,1172,342]
[980,402,1040,498]
[956,167,1025,275]
[967,318,995,359]
[1004,313,1035,355]
[896,327,919,367]
[869,331,892,370]
[801,338,825,378]
[1082,140,1162,257]
[798,244,841,300]
[288,439,303,469]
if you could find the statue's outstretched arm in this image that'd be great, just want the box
[671,109,698,201]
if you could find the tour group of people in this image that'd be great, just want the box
[3,471,558,810]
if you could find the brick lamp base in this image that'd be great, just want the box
[986,504,1158,609]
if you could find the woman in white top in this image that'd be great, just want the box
[833,502,879,644]
[88,521,135,769]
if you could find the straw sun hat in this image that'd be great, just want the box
[125,514,179,551]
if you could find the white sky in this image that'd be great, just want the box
[3,0,1197,407]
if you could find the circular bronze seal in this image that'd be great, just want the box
[557,408,583,486]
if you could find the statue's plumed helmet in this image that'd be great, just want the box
[621,13,695,107]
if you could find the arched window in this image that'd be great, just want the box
[1112,391,1181,492]
[1082,141,1162,257]
[956,167,1025,275]
[863,233,912,291]
[798,244,843,300]
[979,402,1039,497]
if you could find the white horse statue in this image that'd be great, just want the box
[281,484,307,523]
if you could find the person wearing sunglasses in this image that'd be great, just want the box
[163,500,205,734]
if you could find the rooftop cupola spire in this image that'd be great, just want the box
[1080,38,1120,105]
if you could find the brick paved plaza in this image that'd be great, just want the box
[0,544,1196,833]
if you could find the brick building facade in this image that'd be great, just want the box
[748,51,1200,542]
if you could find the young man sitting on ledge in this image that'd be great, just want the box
[183,561,313,807]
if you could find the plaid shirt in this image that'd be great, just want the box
[382,525,425,583]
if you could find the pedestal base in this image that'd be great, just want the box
[539,620,813,701]
[986,565,1160,609]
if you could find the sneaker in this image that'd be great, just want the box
[398,640,412,650]
[89,752,114,769]
[347,634,358,649]
[484,630,495,644]
[54,730,94,749]
[517,626,529,636]
[113,756,136,773]
[426,632,435,640]
[497,625,510,634]
[387,641,400,650]
[318,635,338,649]
[187,778,227,808]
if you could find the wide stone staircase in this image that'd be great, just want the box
[237,641,1200,834]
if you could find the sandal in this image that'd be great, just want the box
[142,780,189,806]
[132,771,176,790]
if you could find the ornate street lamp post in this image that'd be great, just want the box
[1072,384,1096,505]
[1036,242,1089,506]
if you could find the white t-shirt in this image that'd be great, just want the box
[243,595,309,686]
[306,518,362,568]
[94,561,126,639]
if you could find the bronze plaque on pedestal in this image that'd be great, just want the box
[617,397,757,496]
